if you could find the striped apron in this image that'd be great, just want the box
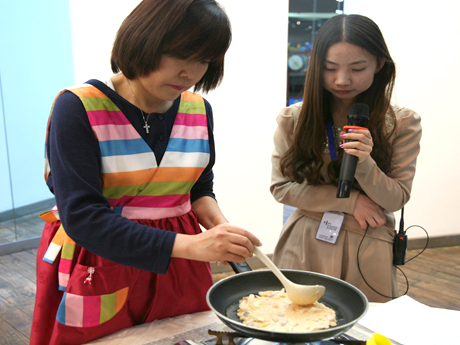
[31,84,213,345]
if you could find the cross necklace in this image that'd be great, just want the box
[127,80,151,133]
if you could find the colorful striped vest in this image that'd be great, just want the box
[41,83,210,293]
[44,83,210,220]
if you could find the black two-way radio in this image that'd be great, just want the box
[393,207,408,265]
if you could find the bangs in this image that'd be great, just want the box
[178,33,230,62]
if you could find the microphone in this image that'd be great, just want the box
[336,103,370,198]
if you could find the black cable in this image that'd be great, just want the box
[357,226,401,299]
[404,225,429,264]
[357,223,429,299]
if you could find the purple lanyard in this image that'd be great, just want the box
[326,121,337,160]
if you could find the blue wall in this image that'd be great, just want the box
[0,1,74,213]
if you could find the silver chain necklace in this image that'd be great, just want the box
[127,80,151,133]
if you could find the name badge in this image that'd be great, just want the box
[316,211,345,244]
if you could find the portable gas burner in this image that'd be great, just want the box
[174,329,365,345]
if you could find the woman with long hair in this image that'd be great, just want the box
[271,14,421,302]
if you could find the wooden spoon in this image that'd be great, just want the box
[253,246,325,305]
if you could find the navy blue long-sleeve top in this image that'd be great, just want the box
[46,79,216,274]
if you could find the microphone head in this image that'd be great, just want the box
[348,103,369,127]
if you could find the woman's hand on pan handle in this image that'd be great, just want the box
[171,223,261,263]
[353,193,386,229]
[340,128,373,163]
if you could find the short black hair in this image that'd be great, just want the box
[111,0,232,92]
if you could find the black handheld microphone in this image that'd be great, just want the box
[336,103,370,198]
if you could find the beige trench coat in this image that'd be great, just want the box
[270,103,422,302]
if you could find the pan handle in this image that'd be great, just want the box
[228,261,252,273]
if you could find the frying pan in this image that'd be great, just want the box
[206,263,368,343]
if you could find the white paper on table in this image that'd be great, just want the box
[358,295,459,345]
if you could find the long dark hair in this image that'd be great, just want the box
[111,0,231,93]
[280,14,396,185]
